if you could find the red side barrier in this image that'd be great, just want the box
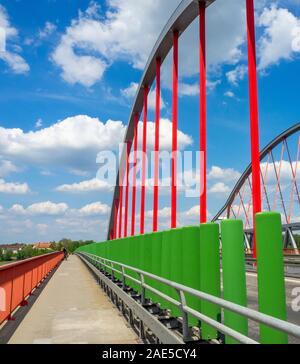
[0,252,64,325]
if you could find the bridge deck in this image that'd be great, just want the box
[9,255,139,344]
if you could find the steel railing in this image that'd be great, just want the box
[78,252,300,344]
[0,252,64,325]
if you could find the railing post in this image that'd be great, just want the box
[121,266,126,290]
[140,273,146,305]
[256,212,288,344]
[178,289,191,342]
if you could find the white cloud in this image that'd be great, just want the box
[8,200,110,218]
[0,115,126,172]
[208,182,231,194]
[258,5,300,69]
[145,207,171,219]
[75,202,110,216]
[39,22,57,39]
[224,91,235,98]
[121,82,166,110]
[141,118,192,151]
[35,118,43,129]
[52,0,247,87]
[0,115,192,174]
[0,159,19,177]
[0,179,30,194]
[56,178,113,193]
[27,201,69,216]
[9,202,67,216]
[0,5,29,74]
[208,166,241,183]
[226,65,247,86]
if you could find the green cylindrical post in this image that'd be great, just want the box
[221,220,248,344]
[256,212,288,344]
[199,223,221,341]
[182,226,201,327]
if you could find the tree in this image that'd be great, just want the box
[3,250,13,261]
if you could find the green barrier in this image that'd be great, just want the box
[256,212,288,344]
[169,228,183,317]
[182,226,201,327]
[199,223,221,341]
[128,236,138,292]
[221,220,248,344]
[149,232,163,305]
[141,234,153,301]
[160,230,172,310]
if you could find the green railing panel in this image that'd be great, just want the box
[221,220,248,344]
[256,212,288,344]
[199,223,221,341]
[182,226,201,327]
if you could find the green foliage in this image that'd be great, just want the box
[47,239,95,253]
[0,239,95,262]
[3,250,13,261]
[16,246,50,260]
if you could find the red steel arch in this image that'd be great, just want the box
[107,0,262,252]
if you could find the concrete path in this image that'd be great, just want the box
[9,256,139,344]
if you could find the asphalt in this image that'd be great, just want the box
[245,272,300,344]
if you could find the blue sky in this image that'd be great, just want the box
[0,0,300,244]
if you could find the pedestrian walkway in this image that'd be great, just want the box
[9,255,139,344]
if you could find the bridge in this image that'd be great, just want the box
[1,0,300,345]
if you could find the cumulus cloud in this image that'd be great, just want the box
[75,202,110,216]
[208,166,241,183]
[0,5,29,74]
[10,202,68,216]
[52,0,247,87]
[0,115,192,175]
[8,201,110,217]
[56,178,113,193]
[226,65,247,86]
[0,159,19,177]
[258,5,300,69]
[0,179,30,194]
[208,182,231,194]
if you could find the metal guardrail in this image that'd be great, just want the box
[0,252,64,325]
[78,252,300,344]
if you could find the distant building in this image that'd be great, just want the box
[32,243,52,250]
[1,244,26,254]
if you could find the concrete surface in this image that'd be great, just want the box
[9,255,139,344]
